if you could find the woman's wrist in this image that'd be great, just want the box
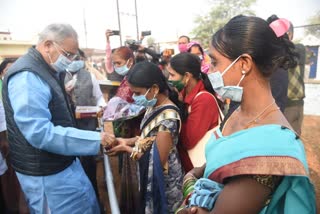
[128,136,139,146]
[126,146,133,154]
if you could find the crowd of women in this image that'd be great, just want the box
[102,14,316,214]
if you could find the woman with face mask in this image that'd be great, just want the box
[177,15,315,214]
[105,31,142,213]
[110,46,135,103]
[106,61,184,214]
[187,41,211,74]
[167,53,222,173]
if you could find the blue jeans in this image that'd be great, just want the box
[16,159,100,214]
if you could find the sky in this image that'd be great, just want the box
[0,0,319,49]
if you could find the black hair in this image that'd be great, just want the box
[170,53,224,110]
[128,61,187,120]
[0,58,16,74]
[187,43,204,55]
[170,53,215,94]
[179,35,190,43]
[211,15,298,77]
[266,14,298,69]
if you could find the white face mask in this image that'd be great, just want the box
[67,60,85,73]
[132,88,157,108]
[114,60,130,76]
[48,44,73,73]
[208,55,245,102]
[51,54,72,72]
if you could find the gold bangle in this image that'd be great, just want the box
[183,176,197,186]
[175,206,185,214]
[130,146,139,160]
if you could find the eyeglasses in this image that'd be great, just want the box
[53,42,79,60]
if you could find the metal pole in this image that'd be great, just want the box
[100,117,120,214]
[116,0,122,46]
[83,8,88,48]
[134,0,139,41]
[103,154,120,214]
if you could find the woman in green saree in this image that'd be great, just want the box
[177,15,316,214]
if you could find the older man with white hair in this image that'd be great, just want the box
[2,23,114,213]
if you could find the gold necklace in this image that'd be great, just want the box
[245,100,276,127]
[222,100,279,134]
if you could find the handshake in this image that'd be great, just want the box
[100,132,118,150]
[100,132,138,157]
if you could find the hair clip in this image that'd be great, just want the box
[269,18,290,37]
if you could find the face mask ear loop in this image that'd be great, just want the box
[152,86,159,99]
[144,88,151,97]
[126,59,130,68]
[237,70,246,86]
[47,52,53,64]
[153,92,158,99]
[221,55,242,76]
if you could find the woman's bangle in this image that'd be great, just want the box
[175,206,185,214]
[130,146,139,160]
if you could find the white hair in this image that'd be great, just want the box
[38,23,78,44]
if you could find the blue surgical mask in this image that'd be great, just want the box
[51,54,72,72]
[208,55,245,102]
[132,88,157,107]
[114,60,130,76]
[67,60,85,73]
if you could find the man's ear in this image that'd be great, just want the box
[43,40,54,53]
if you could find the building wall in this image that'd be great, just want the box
[0,33,12,41]
[0,41,33,62]
[305,45,320,80]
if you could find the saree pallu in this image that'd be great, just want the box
[110,77,141,213]
[138,105,183,214]
[204,125,316,214]
[112,115,143,214]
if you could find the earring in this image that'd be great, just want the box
[237,70,247,87]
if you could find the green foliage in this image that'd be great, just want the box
[305,10,320,38]
[191,0,256,49]
[146,37,155,47]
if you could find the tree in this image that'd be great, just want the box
[146,37,155,47]
[305,10,320,38]
[191,0,256,49]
